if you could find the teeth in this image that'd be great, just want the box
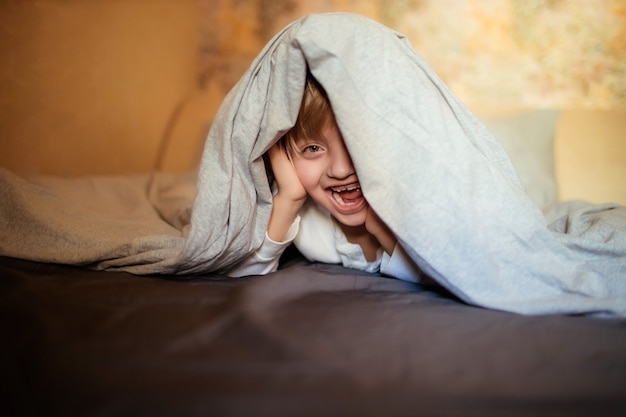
[331,185,361,206]
[331,185,360,193]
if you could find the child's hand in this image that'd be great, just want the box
[365,207,397,256]
[268,143,307,203]
[266,143,307,242]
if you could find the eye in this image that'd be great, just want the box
[296,141,325,159]
[304,145,321,153]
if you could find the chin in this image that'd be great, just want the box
[332,212,367,228]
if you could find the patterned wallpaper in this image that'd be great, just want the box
[199,0,626,109]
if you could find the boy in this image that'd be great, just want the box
[227,72,424,282]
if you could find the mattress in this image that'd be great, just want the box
[2,254,625,417]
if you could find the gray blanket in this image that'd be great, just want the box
[1,13,625,316]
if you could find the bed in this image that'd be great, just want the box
[1,12,625,417]
[2,253,625,417]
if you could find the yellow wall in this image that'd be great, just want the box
[0,0,200,176]
[0,1,623,206]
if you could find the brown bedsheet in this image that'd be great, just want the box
[1,256,625,417]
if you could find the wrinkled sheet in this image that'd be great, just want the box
[1,256,625,417]
[0,13,625,316]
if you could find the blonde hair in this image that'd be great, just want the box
[282,73,334,158]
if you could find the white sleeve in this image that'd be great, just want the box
[225,216,300,277]
[380,243,425,283]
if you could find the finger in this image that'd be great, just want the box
[269,142,288,163]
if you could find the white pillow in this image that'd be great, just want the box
[478,110,560,210]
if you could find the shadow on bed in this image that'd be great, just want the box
[1,255,625,417]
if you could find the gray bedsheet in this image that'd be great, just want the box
[1,256,625,417]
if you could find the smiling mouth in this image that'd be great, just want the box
[330,184,364,207]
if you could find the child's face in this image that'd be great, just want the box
[292,121,368,227]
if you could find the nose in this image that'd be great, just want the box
[328,140,355,180]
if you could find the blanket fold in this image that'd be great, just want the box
[1,13,624,316]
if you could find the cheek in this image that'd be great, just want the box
[293,160,323,193]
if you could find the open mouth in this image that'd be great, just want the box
[328,183,366,213]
